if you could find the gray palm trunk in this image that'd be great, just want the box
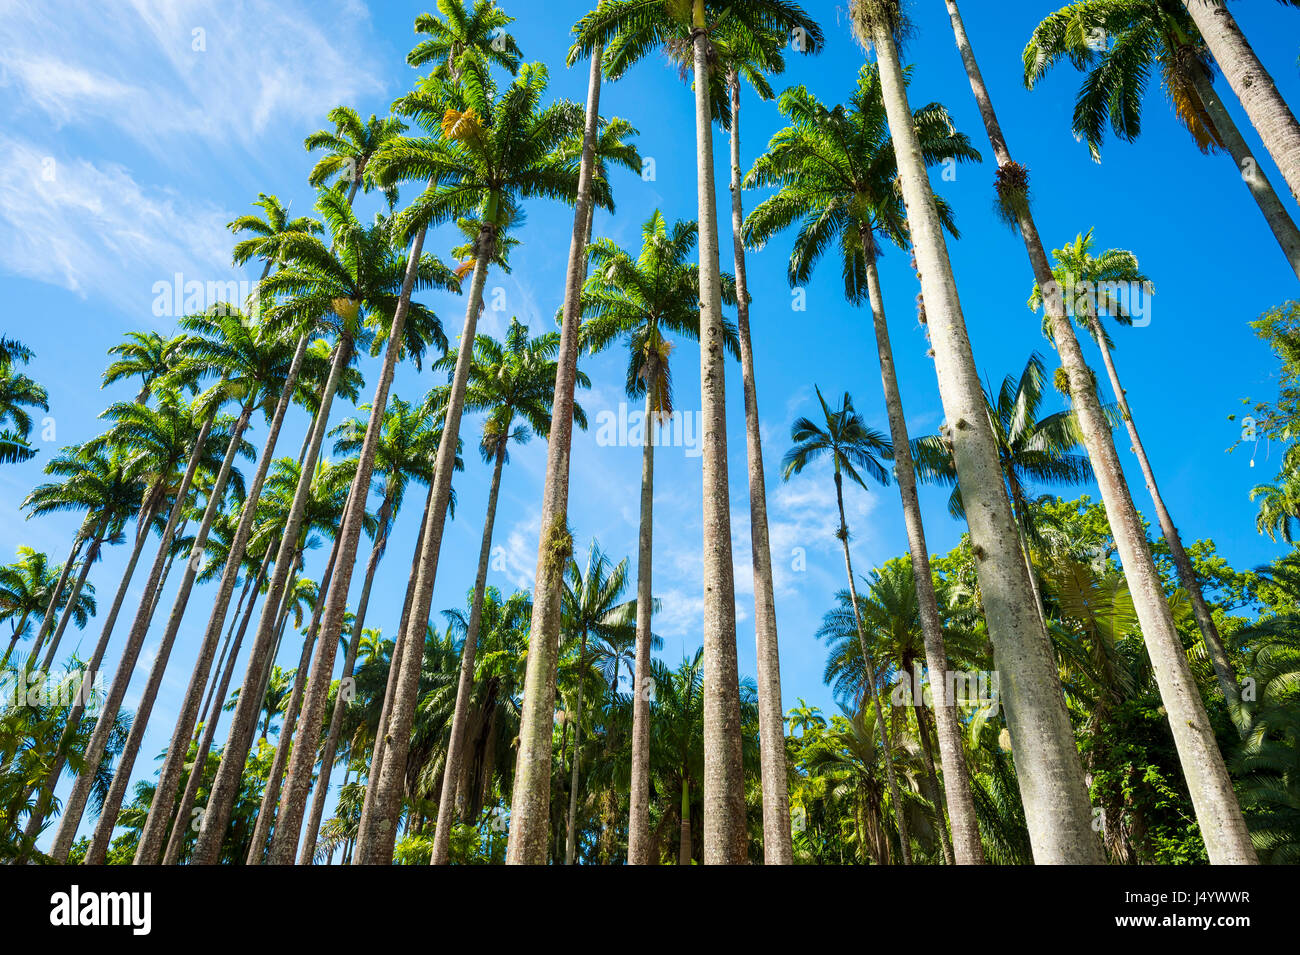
[248,550,332,864]
[162,549,273,865]
[38,524,105,671]
[21,533,83,667]
[1086,312,1240,713]
[727,69,793,866]
[354,485,430,844]
[834,471,912,864]
[431,442,507,865]
[944,0,1255,863]
[564,631,591,865]
[269,227,429,863]
[85,398,256,863]
[134,332,309,863]
[506,45,603,867]
[869,10,1103,863]
[627,394,657,864]
[48,403,219,861]
[678,779,692,864]
[298,493,390,865]
[189,338,351,864]
[17,517,151,845]
[911,701,954,865]
[691,20,746,866]
[352,224,490,864]
[864,256,984,863]
[1185,66,1300,279]
[1181,0,1300,203]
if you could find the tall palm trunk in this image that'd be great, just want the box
[627,394,656,864]
[726,68,792,866]
[563,631,591,865]
[352,222,493,865]
[355,485,430,841]
[863,256,983,863]
[834,471,911,864]
[944,0,1255,864]
[20,533,84,667]
[16,512,155,846]
[1181,0,1300,203]
[690,2,746,866]
[298,494,389,865]
[271,228,431,864]
[190,337,351,864]
[136,332,308,863]
[48,402,219,861]
[865,5,1102,863]
[1185,65,1300,279]
[38,523,106,671]
[507,45,603,867]
[431,441,507,865]
[911,699,953,864]
[1087,314,1240,712]
[162,549,272,865]
[86,397,256,863]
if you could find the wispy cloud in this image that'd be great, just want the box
[0,134,233,312]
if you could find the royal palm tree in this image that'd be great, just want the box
[576,209,729,862]
[1178,0,1300,204]
[429,319,585,864]
[49,389,246,860]
[85,307,293,863]
[357,56,581,865]
[0,548,92,667]
[0,337,48,465]
[306,107,408,208]
[744,64,985,864]
[101,330,187,405]
[296,396,453,862]
[1025,0,1300,279]
[557,541,635,864]
[571,0,822,864]
[941,0,1255,863]
[781,387,914,862]
[850,0,1101,864]
[229,193,325,283]
[1031,230,1242,715]
[193,183,454,863]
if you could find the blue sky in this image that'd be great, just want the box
[2,0,1297,851]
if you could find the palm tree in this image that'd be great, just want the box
[1031,230,1242,715]
[1178,0,1300,204]
[190,184,454,862]
[850,0,1101,864]
[941,0,1256,863]
[229,193,325,282]
[267,196,459,863]
[1024,0,1300,279]
[48,389,245,860]
[84,307,290,863]
[429,319,585,864]
[744,64,986,864]
[0,548,92,666]
[297,396,452,862]
[572,0,822,867]
[576,209,724,862]
[101,330,186,405]
[557,541,635,864]
[306,107,407,207]
[781,387,915,862]
[356,56,580,866]
[0,337,48,465]
[915,352,1096,631]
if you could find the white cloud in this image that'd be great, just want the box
[0,0,385,151]
[0,135,233,312]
